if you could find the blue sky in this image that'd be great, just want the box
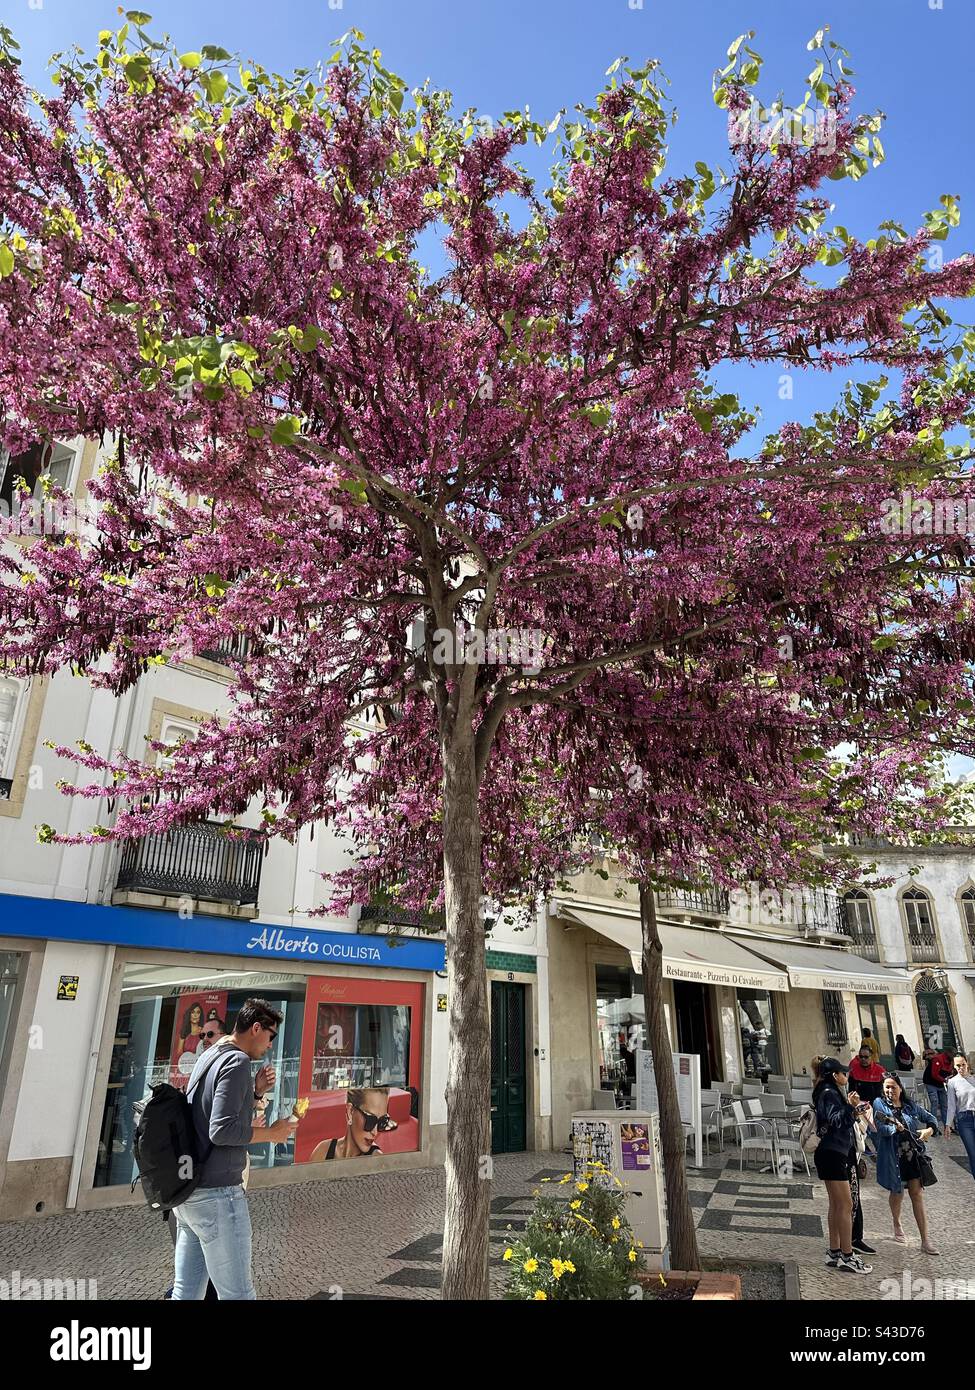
[5,0,974,776]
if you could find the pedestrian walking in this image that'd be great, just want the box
[872,1073,941,1255]
[921,1044,954,1127]
[860,1028,881,1066]
[945,1053,975,1181]
[894,1035,916,1073]
[812,1058,873,1274]
[170,998,298,1300]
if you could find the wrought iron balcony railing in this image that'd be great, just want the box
[359,886,446,933]
[116,821,264,907]
[907,932,940,965]
[197,634,251,666]
[0,777,12,801]
[656,885,730,918]
[797,892,848,938]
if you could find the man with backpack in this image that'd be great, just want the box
[171,998,297,1299]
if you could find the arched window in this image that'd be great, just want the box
[961,889,975,960]
[903,889,939,964]
[842,890,879,961]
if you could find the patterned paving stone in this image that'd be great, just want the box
[1,1139,972,1300]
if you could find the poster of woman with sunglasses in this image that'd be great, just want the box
[308,1087,399,1161]
[168,990,229,1089]
[295,977,423,1163]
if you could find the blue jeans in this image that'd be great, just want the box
[955,1111,975,1181]
[172,1185,256,1300]
[925,1085,948,1127]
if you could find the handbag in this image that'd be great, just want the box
[902,1128,938,1188]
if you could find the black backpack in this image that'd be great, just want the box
[131,1046,241,1211]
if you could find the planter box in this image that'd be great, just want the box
[635,1270,741,1301]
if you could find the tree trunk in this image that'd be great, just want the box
[638,883,700,1271]
[440,727,491,1300]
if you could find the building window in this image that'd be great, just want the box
[595,963,645,1100]
[736,989,781,1078]
[0,677,28,787]
[842,890,880,961]
[961,890,975,960]
[903,889,939,965]
[0,439,77,513]
[822,990,847,1047]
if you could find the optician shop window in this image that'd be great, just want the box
[736,988,781,1079]
[94,964,425,1188]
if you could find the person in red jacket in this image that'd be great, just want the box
[849,1046,887,1103]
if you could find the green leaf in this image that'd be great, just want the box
[203,70,228,103]
[871,635,898,651]
[270,416,300,446]
[179,52,202,70]
[727,33,750,59]
[201,45,232,62]
[339,478,368,505]
[605,58,622,76]
[125,10,153,24]
[0,244,14,278]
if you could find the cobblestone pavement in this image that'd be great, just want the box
[0,1137,972,1300]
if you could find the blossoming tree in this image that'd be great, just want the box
[2,15,975,1294]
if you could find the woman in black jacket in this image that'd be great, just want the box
[812,1058,873,1275]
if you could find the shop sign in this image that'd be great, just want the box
[57,975,79,1001]
[0,895,447,973]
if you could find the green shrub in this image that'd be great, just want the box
[502,1162,645,1300]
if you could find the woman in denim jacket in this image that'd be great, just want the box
[872,1073,941,1254]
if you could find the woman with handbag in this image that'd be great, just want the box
[812,1058,873,1274]
[872,1073,941,1254]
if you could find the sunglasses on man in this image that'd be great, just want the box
[201,1028,222,1040]
[351,1103,397,1133]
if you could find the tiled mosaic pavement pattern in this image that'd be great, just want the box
[0,1137,972,1300]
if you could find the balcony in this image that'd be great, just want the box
[907,932,941,966]
[0,777,11,801]
[197,634,251,666]
[797,891,848,939]
[114,821,264,918]
[656,885,730,920]
[359,886,446,934]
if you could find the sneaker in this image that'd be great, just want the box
[852,1239,876,1254]
[825,1249,841,1267]
[837,1252,873,1275]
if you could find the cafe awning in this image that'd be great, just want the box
[554,904,789,992]
[729,935,913,995]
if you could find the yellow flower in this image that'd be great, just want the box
[563,1260,576,1274]
[503,1248,513,1262]
[570,1199,582,1210]
[628,1249,637,1263]
[533,1290,548,1300]
[559,1175,571,1185]
[611,1217,621,1230]
[576,1181,589,1192]
[551,1259,565,1279]
[523,1258,538,1274]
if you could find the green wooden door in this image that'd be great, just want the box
[491,981,527,1154]
[917,992,958,1055]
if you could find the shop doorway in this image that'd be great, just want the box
[856,995,896,1071]
[672,981,718,1088]
[491,981,527,1153]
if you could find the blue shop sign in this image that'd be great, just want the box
[0,894,446,972]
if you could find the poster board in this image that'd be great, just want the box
[635,1049,702,1167]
